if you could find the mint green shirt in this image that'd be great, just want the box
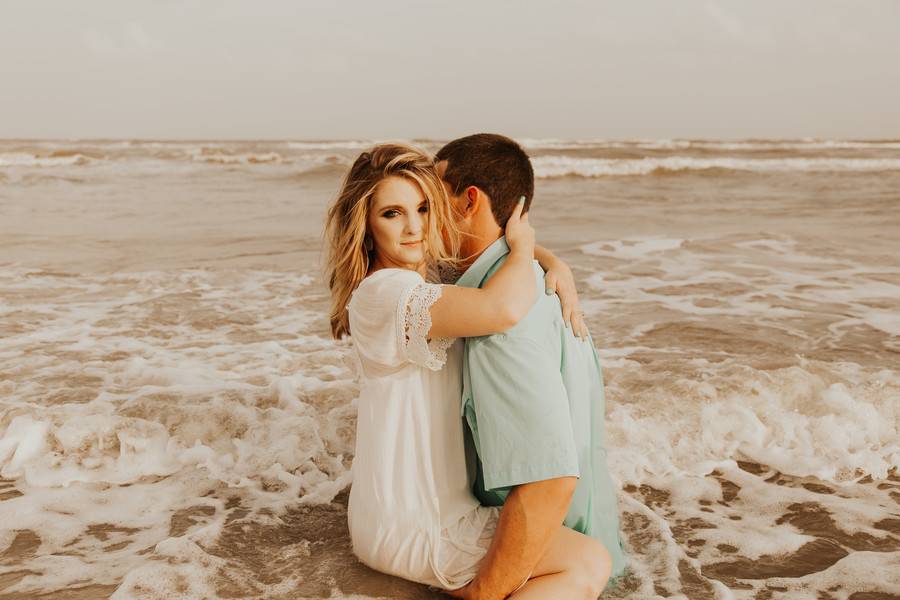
[457,236,627,579]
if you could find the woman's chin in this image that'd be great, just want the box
[397,248,425,264]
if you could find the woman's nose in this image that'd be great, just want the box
[406,212,424,235]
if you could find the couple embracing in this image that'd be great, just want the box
[324,134,627,599]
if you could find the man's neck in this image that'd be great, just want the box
[460,233,502,269]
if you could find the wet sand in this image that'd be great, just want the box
[1,139,899,598]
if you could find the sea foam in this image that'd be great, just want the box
[532,155,900,177]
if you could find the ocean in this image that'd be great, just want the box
[1,138,899,599]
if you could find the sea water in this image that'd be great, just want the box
[1,138,898,599]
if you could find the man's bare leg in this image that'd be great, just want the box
[508,526,611,599]
[452,476,577,600]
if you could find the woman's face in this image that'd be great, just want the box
[368,175,429,270]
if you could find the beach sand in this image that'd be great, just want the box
[1,139,898,598]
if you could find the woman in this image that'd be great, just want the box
[324,143,610,598]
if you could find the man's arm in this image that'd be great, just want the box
[453,293,581,598]
[457,476,577,600]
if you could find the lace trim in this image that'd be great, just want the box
[401,282,455,371]
[435,261,464,285]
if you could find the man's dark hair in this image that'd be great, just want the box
[435,133,534,227]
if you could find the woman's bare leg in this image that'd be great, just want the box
[508,525,611,600]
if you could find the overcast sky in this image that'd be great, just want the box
[2,0,899,140]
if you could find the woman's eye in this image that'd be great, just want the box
[418,205,429,213]
[382,210,399,218]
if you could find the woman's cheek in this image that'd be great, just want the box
[373,219,394,248]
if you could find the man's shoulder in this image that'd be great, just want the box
[466,265,561,348]
[521,262,564,325]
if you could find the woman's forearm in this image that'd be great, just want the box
[534,244,561,273]
[481,248,537,326]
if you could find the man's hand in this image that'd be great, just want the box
[543,260,589,339]
[504,197,535,258]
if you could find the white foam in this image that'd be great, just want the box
[190,151,285,165]
[532,155,900,177]
[762,551,900,597]
[520,138,900,151]
[581,233,900,340]
[0,268,348,498]
[287,140,375,150]
[576,233,900,486]
[1,191,897,598]
[0,152,93,167]
[109,537,227,599]
[581,236,685,259]
[607,363,900,485]
[0,266,368,596]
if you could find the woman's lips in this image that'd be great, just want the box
[400,241,422,246]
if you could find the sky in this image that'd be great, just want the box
[1,0,899,140]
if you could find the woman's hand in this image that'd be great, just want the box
[505,197,535,257]
[544,260,589,340]
[425,196,538,339]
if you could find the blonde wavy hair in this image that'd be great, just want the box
[324,143,461,339]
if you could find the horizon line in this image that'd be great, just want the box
[3,136,900,144]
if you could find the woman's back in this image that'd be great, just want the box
[346,268,480,581]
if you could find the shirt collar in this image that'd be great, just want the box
[455,236,511,289]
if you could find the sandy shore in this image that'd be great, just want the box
[1,139,898,598]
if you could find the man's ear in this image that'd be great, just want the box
[464,186,480,217]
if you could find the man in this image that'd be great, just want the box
[435,134,627,598]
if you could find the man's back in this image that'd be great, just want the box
[457,236,628,578]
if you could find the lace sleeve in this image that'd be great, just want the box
[400,282,456,371]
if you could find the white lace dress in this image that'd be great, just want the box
[346,267,501,590]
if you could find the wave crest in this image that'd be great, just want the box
[532,155,900,178]
[190,151,285,165]
[0,152,94,167]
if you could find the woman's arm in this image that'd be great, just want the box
[534,245,589,339]
[427,199,536,339]
[534,244,555,274]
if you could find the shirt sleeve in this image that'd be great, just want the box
[348,269,454,374]
[464,333,580,492]
[399,281,455,371]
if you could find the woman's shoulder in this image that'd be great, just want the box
[348,268,425,313]
[362,267,424,286]
[352,268,424,299]
[347,269,428,373]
